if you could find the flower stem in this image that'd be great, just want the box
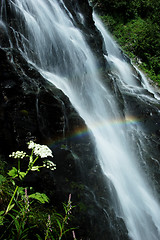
[18,159,21,179]
[26,156,39,175]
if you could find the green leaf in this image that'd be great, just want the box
[54,212,63,220]
[8,167,18,178]
[0,211,4,216]
[19,172,26,179]
[11,179,16,186]
[63,227,76,235]
[0,211,5,226]
[17,187,25,196]
[8,213,20,232]
[28,192,49,204]
[20,233,29,240]
[12,208,20,215]
[0,216,4,226]
[0,174,6,185]
[6,203,15,213]
[56,218,62,232]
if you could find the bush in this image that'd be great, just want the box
[0,142,77,240]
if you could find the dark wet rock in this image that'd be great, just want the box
[0,48,63,152]
[0,20,10,48]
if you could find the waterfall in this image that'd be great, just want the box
[93,13,160,100]
[1,1,160,239]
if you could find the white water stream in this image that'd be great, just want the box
[93,13,160,101]
[2,1,160,239]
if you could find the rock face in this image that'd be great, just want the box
[0,48,64,152]
[1,0,160,239]
[0,46,128,240]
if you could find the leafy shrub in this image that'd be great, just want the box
[0,142,77,240]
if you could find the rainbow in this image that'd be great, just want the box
[109,115,142,126]
[48,115,142,149]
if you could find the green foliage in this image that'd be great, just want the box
[28,192,49,204]
[111,18,160,83]
[0,142,76,239]
[8,167,19,178]
[32,196,76,240]
[0,211,5,226]
[92,0,160,21]
[0,174,6,185]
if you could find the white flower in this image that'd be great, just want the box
[27,141,35,149]
[27,141,53,158]
[34,144,53,158]
[9,151,26,159]
[43,160,56,171]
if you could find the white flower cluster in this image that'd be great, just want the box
[9,151,26,159]
[27,141,53,158]
[43,160,56,171]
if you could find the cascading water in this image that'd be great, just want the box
[93,13,160,100]
[1,1,160,239]
[93,13,138,88]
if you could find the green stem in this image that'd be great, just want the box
[5,185,19,214]
[18,159,21,179]
[32,156,39,167]
[26,156,39,175]
[45,229,49,240]
[18,159,20,173]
